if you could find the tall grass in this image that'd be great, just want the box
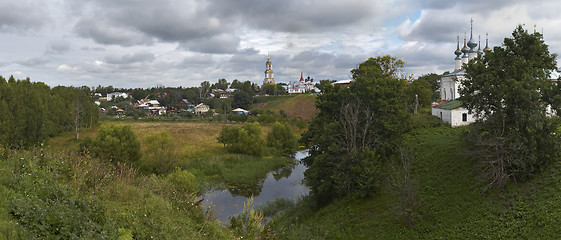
[0,148,235,239]
[266,125,561,239]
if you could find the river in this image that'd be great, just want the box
[202,151,310,223]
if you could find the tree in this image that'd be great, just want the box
[315,79,336,93]
[267,122,298,155]
[416,73,440,100]
[199,81,211,100]
[302,56,410,204]
[232,90,253,109]
[217,122,266,156]
[460,25,560,190]
[212,78,229,90]
[91,124,142,164]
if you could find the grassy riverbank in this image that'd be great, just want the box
[0,148,235,239]
[266,125,561,239]
[47,121,296,188]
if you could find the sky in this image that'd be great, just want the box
[1,0,561,88]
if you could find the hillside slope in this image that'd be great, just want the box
[252,95,318,121]
[268,126,561,239]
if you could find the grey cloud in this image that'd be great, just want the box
[210,0,377,33]
[419,0,527,14]
[18,56,50,67]
[104,52,156,65]
[70,0,241,53]
[0,1,50,32]
[74,17,154,46]
[81,46,106,51]
[179,34,241,54]
[47,40,72,55]
[180,55,215,69]
[400,14,469,43]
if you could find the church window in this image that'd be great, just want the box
[462,113,467,122]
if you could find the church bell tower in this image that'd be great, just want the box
[263,53,275,86]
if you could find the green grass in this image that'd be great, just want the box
[266,125,561,239]
[0,148,235,239]
[252,95,318,121]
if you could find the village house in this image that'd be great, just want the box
[135,99,166,115]
[177,99,195,111]
[232,108,250,115]
[194,103,210,114]
[106,92,129,101]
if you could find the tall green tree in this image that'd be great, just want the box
[302,56,410,204]
[460,25,560,190]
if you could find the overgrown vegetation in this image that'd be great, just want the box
[302,55,411,205]
[0,148,234,239]
[460,25,561,190]
[0,76,98,148]
[266,125,561,239]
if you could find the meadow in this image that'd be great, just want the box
[48,121,293,189]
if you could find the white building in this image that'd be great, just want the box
[288,72,315,94]
[106,92,129,101]
[432,20,490,127]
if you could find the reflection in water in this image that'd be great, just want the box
[226,179,265,198]
[203,151,309,223]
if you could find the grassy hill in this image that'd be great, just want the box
[252,94,318,121]
[267,125,561,239]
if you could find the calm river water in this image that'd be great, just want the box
[202,151,310,223]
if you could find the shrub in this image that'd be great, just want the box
[267,122,298,155]
[165,168,197,193]
[140,131,175,174]
[90,124,141,164]
[217,122,266,156]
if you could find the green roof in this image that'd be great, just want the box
[437,100,463,110]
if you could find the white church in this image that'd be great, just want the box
[431,21,490,127]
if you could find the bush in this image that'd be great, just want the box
[165,168,197,193]
[267,122,298,155]
[140,131,175,174]
[217,122,266,156]
[90,124,141,164]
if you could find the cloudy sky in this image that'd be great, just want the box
[1,0,560,88]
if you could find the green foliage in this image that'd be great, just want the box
[267,122,298,155]
[302,55,410,204]
[262,83,287,96]
[0,148,235,239]
[90,124,142,164]
[232,90,253,109]
[315,79,336,93]
[165,168,197,193]
[268,126,561,239]
[415,73,440,100]
[217,122,266,156]
[229,197,264,239]
[460,25,560,189]
[117,228,133,240]
[406,76,433,107]
[140,131,175,174]
[0,76,98,148]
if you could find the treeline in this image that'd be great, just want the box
[98,79,260,110]
[0,76,99,148]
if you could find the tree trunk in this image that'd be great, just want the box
[75,98,80,140]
